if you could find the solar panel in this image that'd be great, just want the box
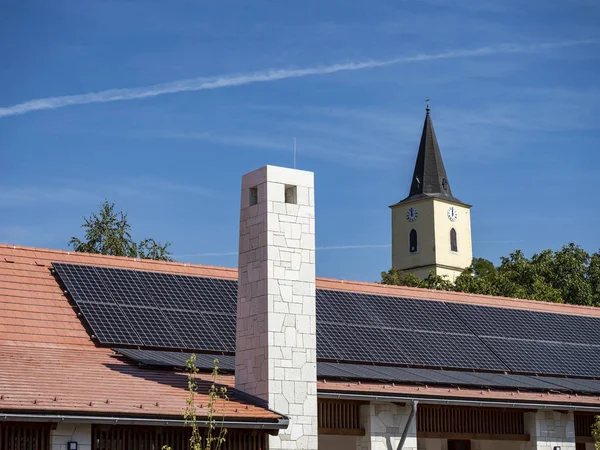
[448,302,600,345]
[537,376,600,394]
[120,305,184,348]
[78,302,142,345]
[94,267,156,307]
[138,272,195,311]
[482,337,600,378]
[204,312,236,351]
[115,348,235,371]
[314,362,600,394]
[316,322,508,371]
[56,263,114,304]
[317,290,470,333]
[160,310,224,352]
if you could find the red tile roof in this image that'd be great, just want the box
[0,245,278,422]
[1,244,599,412]
[0,345,271,420]
[317,379,600,407]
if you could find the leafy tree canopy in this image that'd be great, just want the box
[69,200,173,261]
[382,243,600,306]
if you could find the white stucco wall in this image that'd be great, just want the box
[51,423,91,450]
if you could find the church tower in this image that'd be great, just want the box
[390,106,472,282]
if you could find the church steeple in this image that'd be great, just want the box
[399,107,463,205]
[390,105,473,282]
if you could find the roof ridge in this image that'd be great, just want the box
[3,243,600,317]
[316,277,600,315]
[0,243,238,273]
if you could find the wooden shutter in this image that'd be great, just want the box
[0,422,51,450]
[417,405,528,441]
[91,425,268,450]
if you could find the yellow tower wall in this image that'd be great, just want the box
[432,199,472,281]
[391,199,435,271]
[391,199,472,282]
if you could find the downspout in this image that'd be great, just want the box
[397,400,418,450]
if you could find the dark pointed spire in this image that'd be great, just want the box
[397,107,464,205]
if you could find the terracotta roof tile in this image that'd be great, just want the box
[0,346,279,421]
[317,380,600,407]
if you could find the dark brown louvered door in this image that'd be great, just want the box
[418,405,528,441]
[91,425,268,450]
[0,423,51,450]
[318,399,364,435]
[575,413,596,443]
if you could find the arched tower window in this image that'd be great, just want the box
[450,228,458,252]
[409,229,418,253]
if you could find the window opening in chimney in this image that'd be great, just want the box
[249,186,258,206]
[285,185,297,204]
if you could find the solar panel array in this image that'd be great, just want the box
[448,303,600,378]
[113,349,600,396]
[115,348,235,371]
[54,262,600,379]
[54,263,236,352]
[317,289,510,371]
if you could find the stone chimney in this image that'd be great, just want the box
[236,165,317,450]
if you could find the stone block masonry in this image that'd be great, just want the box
[236,165,318,450]
[357,402,417,450]
[526,410,576,450]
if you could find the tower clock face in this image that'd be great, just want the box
[406,207,418,222]
[447,206,458,222]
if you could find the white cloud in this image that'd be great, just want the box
[1,39,595,118]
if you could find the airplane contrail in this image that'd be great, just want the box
[0,39,595,118]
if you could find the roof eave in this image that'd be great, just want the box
[390,194,472,209]
[318,391,600,412]
[0,412,289,430]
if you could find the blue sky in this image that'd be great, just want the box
[1,0,599,281]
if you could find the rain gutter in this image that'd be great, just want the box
[0,412,289,430]
[319,392,600,412]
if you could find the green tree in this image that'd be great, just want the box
[588,252,600,306]
[382,243,600,306]
[381,269,453,290]
[381,269,422,287]
[69,200,172,261]
[593,415,600,450]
